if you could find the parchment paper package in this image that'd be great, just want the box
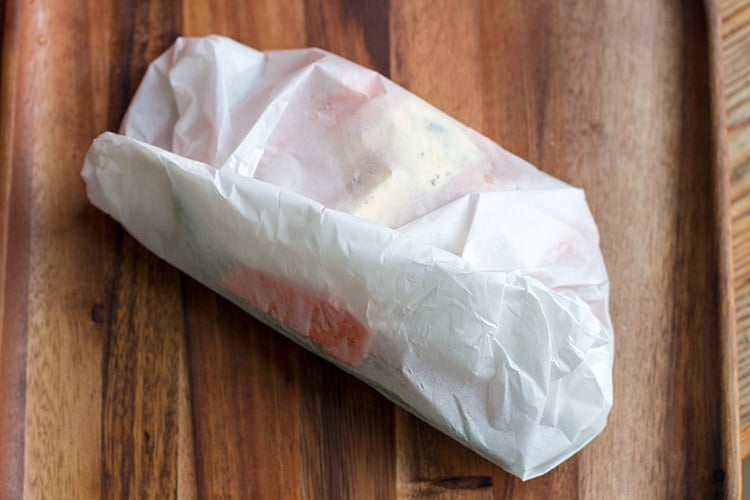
[81,35,613,480]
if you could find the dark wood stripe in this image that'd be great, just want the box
[664,1,725,496]
[423,475,493,490]
[341,0,391,77]
[314,358,397,498]
[100,2,184,497]
[107,0,183,132]
[304,0,391,76]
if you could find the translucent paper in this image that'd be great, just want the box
[81,35,613,480]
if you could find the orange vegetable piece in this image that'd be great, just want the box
[220,267,369,366]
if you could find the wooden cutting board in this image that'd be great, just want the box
[0,0,739,497]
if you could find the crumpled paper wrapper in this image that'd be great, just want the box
[81,35,613,480]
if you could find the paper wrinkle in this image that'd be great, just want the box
[82,35,614,480]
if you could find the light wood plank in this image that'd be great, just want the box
[722,0,750,434]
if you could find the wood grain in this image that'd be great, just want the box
[722,0,750,443]
[0,0,738,498]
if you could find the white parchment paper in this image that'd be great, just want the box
[82,35,613,480]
